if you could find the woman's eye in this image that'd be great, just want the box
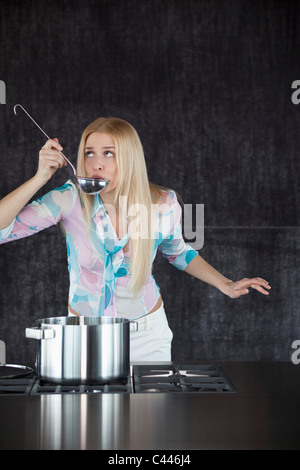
[85,150,114,158]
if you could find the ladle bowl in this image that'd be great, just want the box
[76,177,109,194]
[13,104,109,195]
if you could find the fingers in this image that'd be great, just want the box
[249,283,270,296]
[236,277,270,289]
[233,277,271,297]
[40,150,66,168]
[237,277,269,286]
[250,278,271,294]
[36,139,67,182]
[41,138,63,151]
[39,139,67,169]
[239,289,249,296]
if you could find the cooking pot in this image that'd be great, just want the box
[25,316,137,384]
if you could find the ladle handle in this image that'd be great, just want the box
[13,104,77,176]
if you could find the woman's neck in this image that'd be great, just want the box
[100,193,120,217]
[100,191,117,207]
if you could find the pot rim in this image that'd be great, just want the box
[34,316,131,326]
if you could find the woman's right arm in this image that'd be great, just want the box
[0,138,66,231]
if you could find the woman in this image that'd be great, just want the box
[0,117,271,361]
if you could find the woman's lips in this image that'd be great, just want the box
[90,174,109,180]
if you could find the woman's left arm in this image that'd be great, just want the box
[184,254,271,299]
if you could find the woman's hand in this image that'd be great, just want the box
[36,138,67,183]
[0,138,67,231]
[184,255,271,299]
[222,277,271,299]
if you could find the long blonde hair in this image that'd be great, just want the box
[77,117,162,296]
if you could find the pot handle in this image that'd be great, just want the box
[25,327,56,340]
[130,321,138,332]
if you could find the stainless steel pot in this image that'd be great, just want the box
[25,316,135,384]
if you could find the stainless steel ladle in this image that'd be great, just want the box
[13,104,109,195]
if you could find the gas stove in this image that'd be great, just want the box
[0,363,237,395]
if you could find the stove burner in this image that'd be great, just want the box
[132,364,237,393]
[30,376,132,395]
[0,374,132,395]
[0,364,237,395]
[0,376,36,395]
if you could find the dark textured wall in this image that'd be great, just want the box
[1,0,300,366]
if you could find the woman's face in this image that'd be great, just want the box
[84,132,118,194]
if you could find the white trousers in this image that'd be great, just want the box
[129,303,173,362]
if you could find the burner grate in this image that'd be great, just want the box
[132,364,237,393]
[0,364,237,394]
[30,375,132,394]
[0,377,36,396]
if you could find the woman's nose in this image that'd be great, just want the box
[93,158,104,170]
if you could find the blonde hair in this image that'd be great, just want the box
[77,117,162,296]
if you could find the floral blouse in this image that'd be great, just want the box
[0,180,198,317]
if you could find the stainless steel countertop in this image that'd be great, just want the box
[0,361,300,450]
